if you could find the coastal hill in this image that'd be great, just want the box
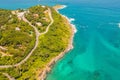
[0,5,74,80]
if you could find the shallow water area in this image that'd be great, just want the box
[0,0,120,80]
[46,4,120,80]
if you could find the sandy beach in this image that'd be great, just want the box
[38,5,76,80]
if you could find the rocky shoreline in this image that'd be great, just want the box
[38,5,76,80]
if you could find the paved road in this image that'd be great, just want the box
[40,8,54,35]
[2,73,15,80]
[0,8,53,68]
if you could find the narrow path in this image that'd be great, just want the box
[40,8,54,35]
[2,73,15,80]
[0,8,54,68]
[14,10,40,67]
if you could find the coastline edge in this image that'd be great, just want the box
[38,5,76,80]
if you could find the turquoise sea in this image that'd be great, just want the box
[1,0,120,80]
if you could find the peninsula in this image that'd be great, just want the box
[0,5,75,80]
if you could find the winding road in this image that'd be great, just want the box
[0,8,54,69]
[2,73,15,80]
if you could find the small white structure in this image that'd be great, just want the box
[36,22,42,26]
[15,27,20,31]
[11,11,16,15]
[42,6,45,8]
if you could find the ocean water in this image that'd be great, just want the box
[46,5,120,80]
[0,0,120,80]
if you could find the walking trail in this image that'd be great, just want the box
[0,8,53,69]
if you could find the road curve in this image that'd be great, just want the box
[0,8,53,68]
[40,8,54,35]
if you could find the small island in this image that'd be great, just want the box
[0,5,75,80]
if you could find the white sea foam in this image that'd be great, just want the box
[56,5,77,33]
[118,23,120,28]
[69,18,75,22]
[108,22,120,28]
[61,15,77,33]
[61,5,67,9]
[71,24,77,33]
[67,18,77,31]
[57,5,67,10]
[67,17,77,33]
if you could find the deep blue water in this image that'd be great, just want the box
[1,0,120,80]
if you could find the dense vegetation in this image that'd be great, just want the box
[0,9,35,65]
[0,9,11,26]
[0,73,8,80]
[0,6,72,80]
[25,5,51,32]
